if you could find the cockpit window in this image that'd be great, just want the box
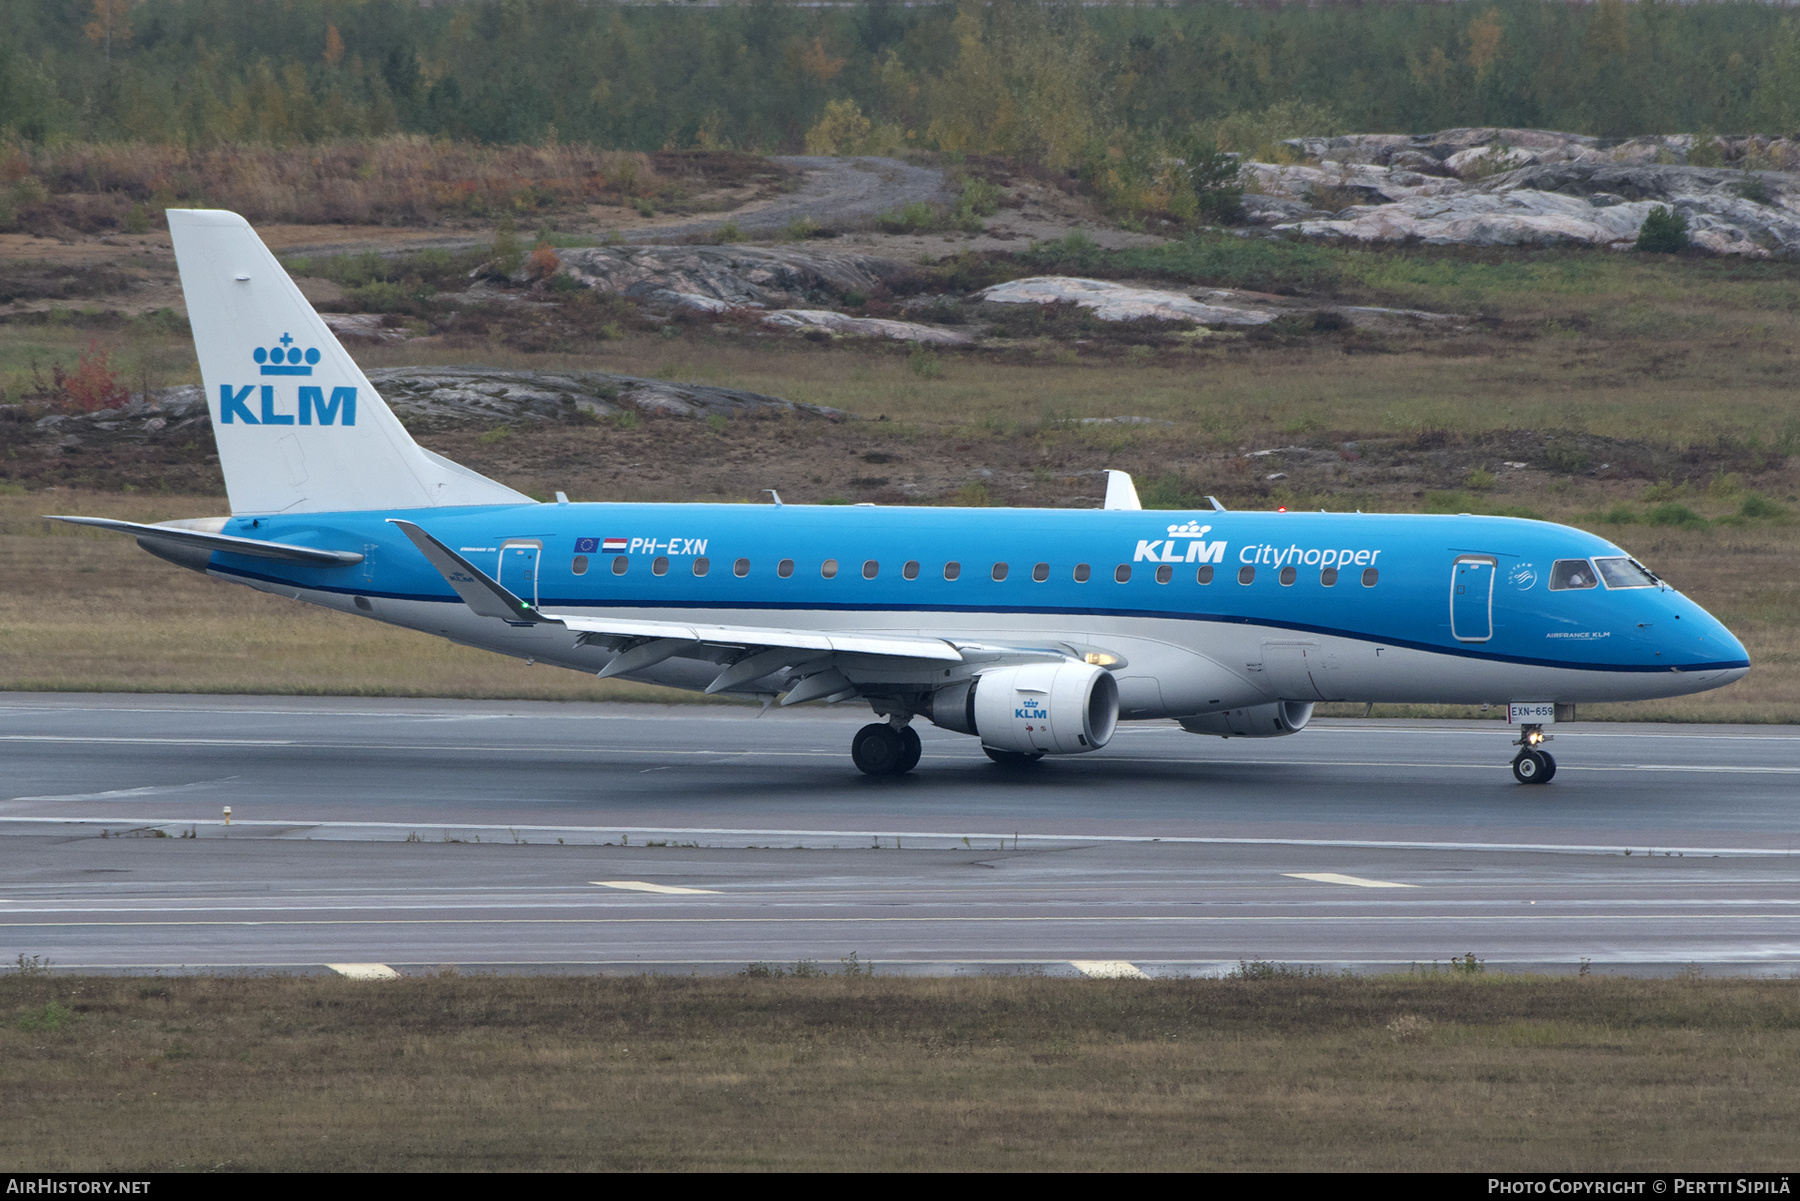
[1594,556,1660,589]
[1549,559,1598,591]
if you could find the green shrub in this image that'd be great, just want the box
[1740,492,1789,519]
[1735,176,1772,205]
[1603,504,1638,524]
[1543,443,1592,474]
[1182,141,1245,223]
[1646,502,1708,528]
[1636,205,1689,253]
[877,201,938,233]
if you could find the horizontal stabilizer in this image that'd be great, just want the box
[47,515,363,565]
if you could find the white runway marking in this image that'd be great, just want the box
[326,963,399,979]
[1285,872,1418,889]
[592,881,720,895]
[0,816,1784,858]
[1071,960,1149,979]
[0,736,291,746]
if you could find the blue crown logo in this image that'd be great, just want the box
[255,333,320,377]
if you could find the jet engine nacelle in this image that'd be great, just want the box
[926,662,1120,755]
[1179,701,1314,739]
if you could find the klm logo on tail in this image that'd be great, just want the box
[222,335,355,426]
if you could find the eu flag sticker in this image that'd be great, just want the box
[574,537,600,554]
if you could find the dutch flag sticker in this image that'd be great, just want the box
[601,537,629,553]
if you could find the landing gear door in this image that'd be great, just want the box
[1450,555,1497,642]
[498,540,543,608]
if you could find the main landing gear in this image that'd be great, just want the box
[1510,723,1557,785]
[852,721,922,776]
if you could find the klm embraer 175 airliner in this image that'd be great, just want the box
[55,210,1750,782]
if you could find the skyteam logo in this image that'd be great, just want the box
[255,333,320,376]
[220,334,356,426]
[1134,522,1226,564]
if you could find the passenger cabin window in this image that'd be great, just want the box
[1320,566,1338,586]
[944,562,961,581]
[1549,559,1598,590]
[1196,565,1214,584]
[571,555,589,576]
[991,563,1008,581]
[693,558,709,577]
[1361,567,1379,587]
[612,556,629,576]
[652,556,669,576]
[1279,566,1297,586]
[863,560,878,579]
[821,559,839,579]
[1238,565,1255,585]
[903,561,920,580]
[1115,564,1131,583]
[734,558,750,577]
[1594,557,1659,589]
[1155,565,1173,584]
[778,559,795,579]
[1074,564,1091,583]
[1032,563,1049,582]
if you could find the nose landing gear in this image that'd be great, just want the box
[1511,723,1557,785]
[852,721,922,776]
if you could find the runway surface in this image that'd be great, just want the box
[2,693,1796,976]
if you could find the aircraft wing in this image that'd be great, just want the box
[391,518,1067,701]
[48,515,365,565]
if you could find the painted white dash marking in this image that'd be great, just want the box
[591,880,720,895]
[326,963,399,980]
[1284,872,1418,889]
[1070,960,1149,979]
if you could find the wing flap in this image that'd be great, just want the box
[47,515,363,565]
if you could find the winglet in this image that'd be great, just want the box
[388,519,553,624]
[1103,470,1142,511]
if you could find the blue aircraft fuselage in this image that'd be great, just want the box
[201,502,1748,709]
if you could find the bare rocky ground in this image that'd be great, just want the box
[9,367,1792,517]
[2,139,1795,513]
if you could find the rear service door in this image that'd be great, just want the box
[499,540,543,607]
[1450,555,1497,642]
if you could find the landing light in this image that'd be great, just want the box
[1084,652,1118,667]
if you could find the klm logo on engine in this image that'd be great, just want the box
[220,334,355,426]
[1015,703,1048,720]
[1134,522,1226,564]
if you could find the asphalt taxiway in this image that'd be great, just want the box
[1,694,1796,976]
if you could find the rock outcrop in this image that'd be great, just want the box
[365,367,845,423]
[1245,127,1800,257]
[759,309,974,345]
[978,277,1277,325]
[974,276,1461,331]
[550,245,919,310]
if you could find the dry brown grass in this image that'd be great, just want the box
[3,138,765,233]
[0,492,703,703]
[4,970,1797,1171]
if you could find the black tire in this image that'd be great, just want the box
[852,723,906,776]
[983,746,1045,767]
[897,726,922,774]
[1511,750,1547,785]
[1537,751,1556,783]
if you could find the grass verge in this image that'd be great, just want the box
[4,969,1797,1171]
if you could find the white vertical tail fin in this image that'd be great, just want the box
[1103,469,1142,511]
[168,209,531,515]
